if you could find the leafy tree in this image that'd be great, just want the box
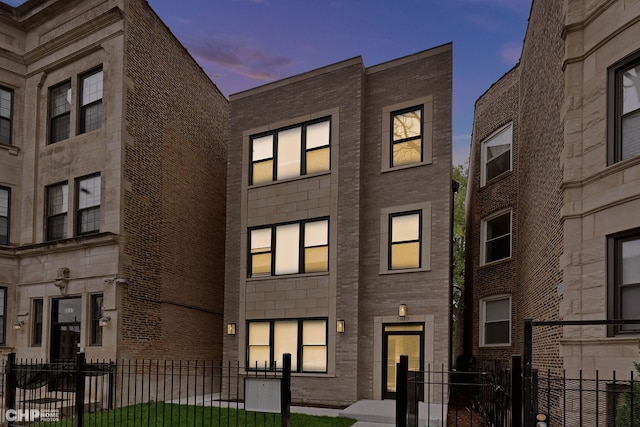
[616,338,640,426]
[452,164,467,357]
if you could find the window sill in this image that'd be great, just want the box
[248,170,331,189]
[0,142,19,156]
[480,170,513,189]
[479,343,512,348]
[247,271,329,282]
[381,161,430,174]
[379,267,431,275]
[479,257,513,269]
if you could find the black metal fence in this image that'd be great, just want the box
[3,352,292,427]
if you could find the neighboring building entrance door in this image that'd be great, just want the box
[50,297,82,361]
[382,323,424,399]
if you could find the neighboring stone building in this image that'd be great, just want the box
[465,0,640,380]
[223,44,452,406]
[0,0,227,361]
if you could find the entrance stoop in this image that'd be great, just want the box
[339,400,447,427]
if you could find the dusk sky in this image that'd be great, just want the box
[7,0,532,165]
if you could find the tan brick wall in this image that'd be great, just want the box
[121,0,228,360]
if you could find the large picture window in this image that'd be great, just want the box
[76,174,101,235]
[0,187,9,245]
[609,52,640,164]
[250,118,330,185]
[46,183,68,241]
[249,219,329,277]
[391,106,422,167]
[481,210,512,265]
[49,81,72,144]
[79,68,103,134]
[247,318,327,372]
[0,87,13,145]
[480,295,511,346]
[608,229,640,335]
[481,123,512,185]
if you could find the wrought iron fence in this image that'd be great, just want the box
[3,352,292,427]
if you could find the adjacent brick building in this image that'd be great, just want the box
[466,0,640,385]
[223,44,452,406]
[0,0,227,361]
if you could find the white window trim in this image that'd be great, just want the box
[480,122,513,186]
[480,208,512,266]
[479,294,512,347]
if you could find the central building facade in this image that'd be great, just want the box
[223,44,452,406]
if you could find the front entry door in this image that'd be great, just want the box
[50,297,82,361]
[382,323,424,399]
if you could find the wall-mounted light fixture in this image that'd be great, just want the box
[13,320,24,331]
[99,316,111,327]
[399,304,407,318]
[336,320,345,333]
[227,323,236,335]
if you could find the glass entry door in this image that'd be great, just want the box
[382,323,424,399]
[50,297,82,361]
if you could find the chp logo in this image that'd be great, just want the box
[5,409,60,422]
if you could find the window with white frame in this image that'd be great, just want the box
[0,87,13,145]
[480,295,511,346]
[79,68,103,134]
[481,210,512,265]
[249,218,329,277]
[76,174,101,235]
[481,123,512,185]
[46,182,68,241]
[0,187,9,245]
[250,118,330,185]
[247,318,327,372]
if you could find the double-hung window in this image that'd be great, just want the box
[247,318,327,372]
[481,210,512,265]
[249,219,329,277]
[480,295,511,346]
[389,211,422,270]
[0,87,13,145]
[79,68,103,134]
[608,229,640,335]
[46,183,68,241]
[0,187,9,245]
[250,118,330,185]
[609,52,640,164]
[49,81,72,144]
[76,174,101,235]
[481,123,512,185]
[391,106,423,167]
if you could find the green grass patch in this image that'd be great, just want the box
[39,401,356,426]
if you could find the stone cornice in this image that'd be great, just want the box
[0,232,120,259]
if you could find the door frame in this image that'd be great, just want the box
[381,322,424,400]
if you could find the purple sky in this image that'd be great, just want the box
[5,0,532,165]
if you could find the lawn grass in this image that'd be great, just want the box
[40,401,356,426]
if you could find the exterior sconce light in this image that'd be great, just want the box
[227,323,236,335]
[99,316,111,327]
[13,321,24,331]
[336,320,345,333]
[399,304,407,318]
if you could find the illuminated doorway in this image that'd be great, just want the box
[382,323,424,399]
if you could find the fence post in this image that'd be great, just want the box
[523,319,533,427]
[281,353,291,427]
[5,352,16,427]
[75,352,86,427]
[396,354,408,427]
[511,355,522,427]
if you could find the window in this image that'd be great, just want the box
[0,288,5,344]
[90,294,104,345]
[0,87,13,145]
[250,118,330,185]
[249,219,329,277]
[608,230,640,335]
[391,106,422,167]
[79,68,103,133]
[481,123,512,185]
[32,299,43,346]
[0,187,9,245]
[389,211,421,270]
[247,319,327,372]
[46,183,68,241]
[481,210,512,265]
[480,295,511,346]
[49,81,71,144]
[76,174,101,235]
[609,52,640,164]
